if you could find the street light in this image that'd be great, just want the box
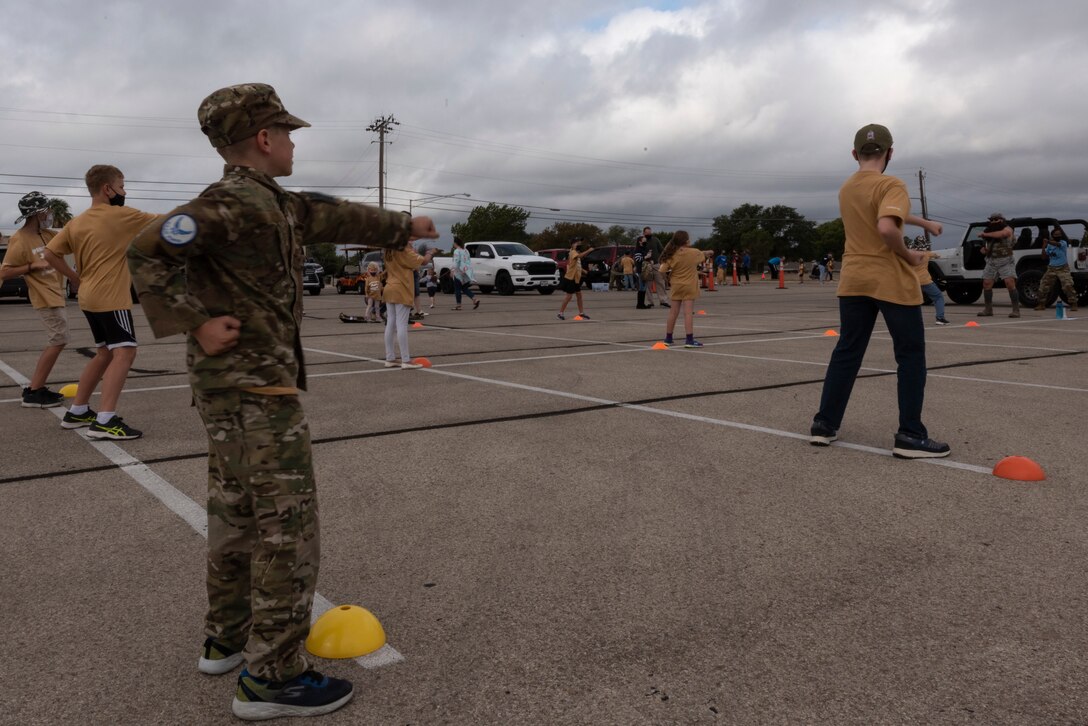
[408,192,471,214]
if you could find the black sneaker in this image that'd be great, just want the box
[810,420,838,446]
[232,669,353,721]
[935,318,950,326]
[198,637,244,675]
[892,433,951,459]
[61,408,97,429]
[22,387,65,409]
[556,313,565,320]
[661,302,671,308]
[87,415,143,440]
[580,314,590,320]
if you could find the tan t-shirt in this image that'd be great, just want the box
[381,248,424,306]
[2,228,64,308]
[836,171,921,306]
[565,249,585,283]
[47,205,160,312]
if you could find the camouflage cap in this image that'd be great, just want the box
[198,83,310,148]
[854,123,893,154]
[16,190,50,222]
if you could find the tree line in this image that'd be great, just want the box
[305,201,848,273]
[449,202,846,263]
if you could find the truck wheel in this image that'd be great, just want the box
[496,272,515,295]
[537,286,555,295]
[336,282,346,294]
[478,285,493,295]
[947,283,981,305]
[1016,268,1044,307]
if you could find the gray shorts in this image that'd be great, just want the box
[37,306,69,347]
[983,256,1016,281]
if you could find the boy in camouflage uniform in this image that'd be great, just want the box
[1035,227,1079,311]
[128,83,438,721]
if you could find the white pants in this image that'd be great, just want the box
[384,303,411,362]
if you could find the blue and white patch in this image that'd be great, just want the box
[161,214,198,246]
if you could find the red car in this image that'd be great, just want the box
[535,248,569,274]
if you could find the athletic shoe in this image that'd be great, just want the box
[892,433,951,459]
[935,318,950,326]
[556,313,565,320]
[198,637,244,675]
[401,361,423,369]
[809,420,839,446]
[232,669,353,721]
[663,336,674,346]
[383,361,398,369]
[683,339,703,348]
[22,386,65,409]
[473,299,480,309]
[86,416,143,440]
[580,314,590,320]
[61,408,98,429]
[661,302,671,308]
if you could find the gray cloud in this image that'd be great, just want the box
[3,0,1086,248]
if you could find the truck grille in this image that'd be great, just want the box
[526,261,557,276]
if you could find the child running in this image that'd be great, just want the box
[557,239,591,320]
[657,231,704,348]
[363,261,383,322]
[383,238,434,368]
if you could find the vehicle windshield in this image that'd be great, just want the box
[493,243,534,257]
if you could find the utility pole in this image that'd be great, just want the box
[918,168,931,245]
[366,115,399,208]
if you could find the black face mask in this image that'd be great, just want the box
[108,192,126,207]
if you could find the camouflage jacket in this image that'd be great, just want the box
[985,230,1015,258]
[128,165,411,393]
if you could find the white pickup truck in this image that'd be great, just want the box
[433,241,559,295]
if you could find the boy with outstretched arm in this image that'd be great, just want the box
[128,83,438,721]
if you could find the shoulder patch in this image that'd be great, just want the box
[161,214,198,246]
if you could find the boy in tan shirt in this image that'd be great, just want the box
[0,192,68,407]
[810,124,949,459]
[45,165,159,440]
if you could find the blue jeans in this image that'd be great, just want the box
[624,274,636,290]
[814,296,928,438]
[920,282,945,320]
[454,278,475,305]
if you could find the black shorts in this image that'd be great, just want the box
[560,277,581,294]
[83,309,138,349]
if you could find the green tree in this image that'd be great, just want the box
[528,222,604,250]
[709,203,815,265]
[305,242,340,274]
[812,218,845,259]
[451,203,530,242]
[47,197,73,227]
[604,225,641,246]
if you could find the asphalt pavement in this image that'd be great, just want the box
[1,280,1085,725]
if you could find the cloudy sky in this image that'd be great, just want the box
[2,0,1086,248]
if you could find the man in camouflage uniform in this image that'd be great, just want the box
[128,83,438,721]
[978,212,1020,317]
[1035,227,1079,312]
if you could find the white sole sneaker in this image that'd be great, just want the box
[383,361,398,368]
[199,651,244,675]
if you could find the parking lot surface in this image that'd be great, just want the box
[2,281,1086,725]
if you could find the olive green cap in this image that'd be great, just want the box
[853,123,893,154]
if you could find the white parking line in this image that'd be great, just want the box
[301,347,995,476]
[0,356,403,670]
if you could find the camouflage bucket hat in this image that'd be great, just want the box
[15,191,50,223]
[198,83,311,148]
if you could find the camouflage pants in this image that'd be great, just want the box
[193,390,319,682]
[1038,265,1076,304]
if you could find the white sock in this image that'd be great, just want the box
[96,411,115,424]
[69,404,89,415]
